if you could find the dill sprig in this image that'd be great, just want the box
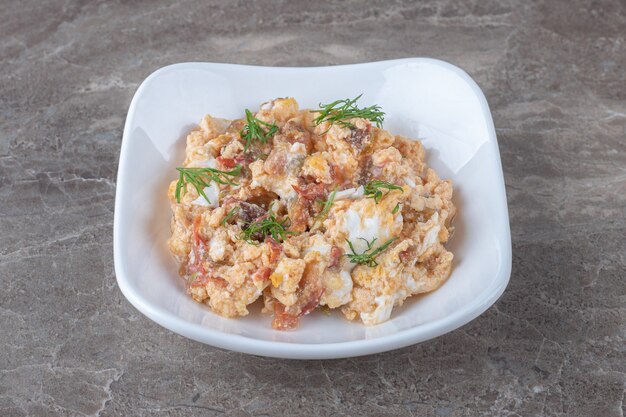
[240,109,278,152]
[240,205,294,244]
[220,206,240,226]
[315,189,337,221]
[363,180,403,204]
[345,237,397,267]
[175,165,241,204]
[312,94,385,129]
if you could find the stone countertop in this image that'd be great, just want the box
[1,1,625,416]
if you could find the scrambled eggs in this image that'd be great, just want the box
[168,98,456,329]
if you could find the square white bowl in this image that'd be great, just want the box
[114,58,511,359]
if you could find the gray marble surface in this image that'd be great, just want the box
[1,0,625,416]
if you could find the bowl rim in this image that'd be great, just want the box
[114,57,512,359]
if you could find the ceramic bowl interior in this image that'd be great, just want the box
[114,58,511,359]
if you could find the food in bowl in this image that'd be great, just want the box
[167,96,456,329]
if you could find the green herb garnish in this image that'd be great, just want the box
[240,205,294,244]
[220,206,240,226]
[312,94,385,129]
[345,237,397,267]
[240,109,278,152]
[363,180,403,204]
[392,203,401,214]
[315,189,337,220]
[175,165,242,204]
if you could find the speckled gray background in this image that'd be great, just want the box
[1,1,625,416]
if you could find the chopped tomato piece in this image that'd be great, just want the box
[292,182,327,200]
[189,275,227,289]
[265,237,282,265]
[286,198,310,233]
[264,151,287,176]
[282,120,313,151]
[188,217,207,275]
[252,267,272,282]
[272,302,299,330]
[329,245,342,268]
[329,164,351,187]
[217,155,249,168]
[299,289,324,316]
[216,156,237,168]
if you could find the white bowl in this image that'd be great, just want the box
[114,58,511,359]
